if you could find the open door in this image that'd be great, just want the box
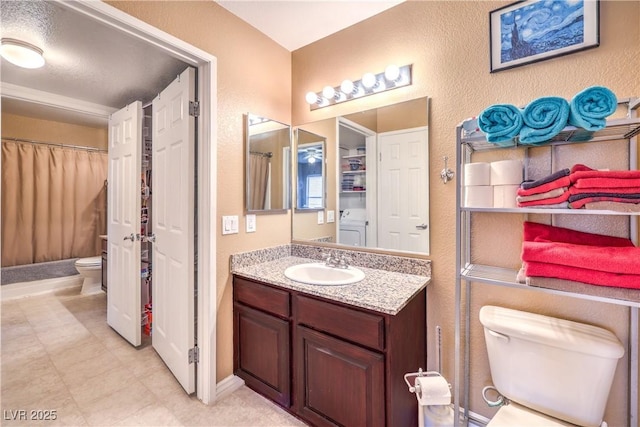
[107,101,143,346]
[152,67,196,394]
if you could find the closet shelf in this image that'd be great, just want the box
[461,263,640,308]
[460,116,640,152]
[461,206,640,215]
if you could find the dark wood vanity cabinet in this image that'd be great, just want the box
[233,277,291,406]
[233,275,426,427]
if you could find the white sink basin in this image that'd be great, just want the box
[284,263,365,286]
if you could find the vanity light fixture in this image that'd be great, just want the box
[305,64,412,111]
[0,38,45,69]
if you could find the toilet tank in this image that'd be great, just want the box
[479,305,624,427]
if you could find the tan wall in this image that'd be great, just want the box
[293,1,640,424]
[106,1,292,382]
[1,112,107,149]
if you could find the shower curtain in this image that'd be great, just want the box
[1,140,107,267]
[249,153,271,210]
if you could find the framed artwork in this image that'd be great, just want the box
[490,0,599,73]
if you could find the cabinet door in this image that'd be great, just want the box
[234,303,291,406]
[295,326,385,427]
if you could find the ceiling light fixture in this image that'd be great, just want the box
[0,38,45,69]
[305,64,412,111]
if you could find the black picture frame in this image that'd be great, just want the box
[489,0,600,73]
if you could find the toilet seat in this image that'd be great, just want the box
[488,403,574,427]
[75,256,102,267]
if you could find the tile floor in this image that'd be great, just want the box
[1,288,307,426]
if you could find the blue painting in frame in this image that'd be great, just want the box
[490,0,599,72]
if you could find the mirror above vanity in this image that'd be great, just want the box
[245,114,292,213]
[293,97,430,255]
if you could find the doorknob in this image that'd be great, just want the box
[415,224,428,230]
[123,233,140,241]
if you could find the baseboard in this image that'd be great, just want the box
[1,275,82,301]
[216,374,245,400]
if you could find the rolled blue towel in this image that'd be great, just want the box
[520,96,570,145]
[477,104,523,146]
[568,86,617,131]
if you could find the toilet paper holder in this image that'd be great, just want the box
[404,368,452,406]
[440,156,455,184]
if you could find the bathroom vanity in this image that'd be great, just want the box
[232,253,430,427]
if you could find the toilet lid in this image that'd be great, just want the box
[488,403,574,427]
[75,256,102,267]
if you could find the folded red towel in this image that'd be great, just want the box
[524,261,640,289]
[569,186,640,195]
[517,191,569,207]
[517,176,571,197]
[574,177,640,189]
[522,241,640,275]
[570,164,640,183]
[523,221,634,247]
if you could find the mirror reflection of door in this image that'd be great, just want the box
[296,130,326,210]
[246,114,291,212]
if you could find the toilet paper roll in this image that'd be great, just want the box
[490,160,523,186]
[464,185,493,207]
[464,162,491,186]
[493,185,519,208]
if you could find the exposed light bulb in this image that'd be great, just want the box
[340,79,355,95]
[361,72,377,89]
[384,64,400,81]
[308,156,316,164]
[305,91,320,105]
[322,85,335,99]
[0,38,45,69]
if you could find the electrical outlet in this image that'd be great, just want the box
[317,211,324,224]
[246,214,256,233]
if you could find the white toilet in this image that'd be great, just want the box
[480,305,624,427]
[75,256,103,295]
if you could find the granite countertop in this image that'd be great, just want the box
[232,256,430,315]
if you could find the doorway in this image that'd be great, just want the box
[25,1,218,404]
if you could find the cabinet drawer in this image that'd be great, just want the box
[296,295,384,351]
[234,276,290,318]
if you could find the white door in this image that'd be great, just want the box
[378,128,430,253]
[107,101,143,346]
[152,67,196,394]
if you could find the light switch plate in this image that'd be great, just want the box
[327,210,335,223]
[317,210,324,224]
[246,214,256,233]
[222,215,239,235]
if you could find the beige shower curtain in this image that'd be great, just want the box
[1,140,107,267]
[249,153,270,210]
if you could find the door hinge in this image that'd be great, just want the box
[189,101,200,117]
[188,346,199,364]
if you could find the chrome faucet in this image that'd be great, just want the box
[322,252,350,269]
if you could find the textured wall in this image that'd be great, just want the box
[292,1,640,424]
[106,1,293,381]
